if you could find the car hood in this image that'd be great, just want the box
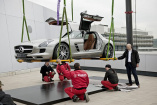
[15,37,67,47]
[16,39,49,46]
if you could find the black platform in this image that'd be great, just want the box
[5,81,105,105]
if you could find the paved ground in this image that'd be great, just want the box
[0,68,157,105]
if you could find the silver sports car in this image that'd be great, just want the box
[14,12,113,62]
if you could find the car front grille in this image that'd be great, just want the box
[15,45,33,54]
[15,46,33,49]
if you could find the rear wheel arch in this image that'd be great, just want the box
[101,43,113,58]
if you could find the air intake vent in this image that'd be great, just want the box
[40,49,46,53]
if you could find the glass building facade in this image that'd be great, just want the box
[102,30,154,51]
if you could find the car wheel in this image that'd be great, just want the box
[53,43,70,60]
[102,44,113,58]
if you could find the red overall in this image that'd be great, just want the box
[44,72,55,82]
[101,81,118,90]
[59,65,89,100]
[56,63,71,81]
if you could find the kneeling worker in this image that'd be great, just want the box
[40,62,56,82]
[56,61,71,81]
[101,64,119,91]
[57,59,90,102]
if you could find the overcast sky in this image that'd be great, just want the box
[28,0,157,38]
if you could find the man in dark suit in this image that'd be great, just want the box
[118,44,140,88]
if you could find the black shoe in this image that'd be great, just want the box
[137,85,140,88]
[64,77,67,80]
[72,95,79,102]
[101,86,106,88]
[84,93,90,102]
[126,83,132,86]
[101,86,108,90]
[114,86,119,91]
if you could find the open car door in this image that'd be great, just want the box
[79,11,104,31]
[79,12,104,58]
[81,32,102,58]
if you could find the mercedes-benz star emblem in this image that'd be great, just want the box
[19,46,24,53]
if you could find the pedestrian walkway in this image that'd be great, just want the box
[0,68,157,105]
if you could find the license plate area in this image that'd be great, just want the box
[17,53,27,58]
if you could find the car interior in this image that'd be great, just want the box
[84,32,97,50]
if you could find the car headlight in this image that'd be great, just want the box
[38,40,53,47]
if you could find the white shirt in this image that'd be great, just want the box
[128,49,132,62]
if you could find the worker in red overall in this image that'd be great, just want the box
[56,61,71,81]
[57,59,90,102]
[101,64,119,91]
[40,62,56,82]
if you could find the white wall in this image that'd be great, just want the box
[0,0,63,73]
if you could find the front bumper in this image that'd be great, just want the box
[14,45,54,61]
[15,53,51,60]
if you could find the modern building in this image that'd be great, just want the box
[103,30,153,51]
[91,25,154,51]
[153,39,157,48]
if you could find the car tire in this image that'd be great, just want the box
[102,44,113,58]
[53,43,70,60]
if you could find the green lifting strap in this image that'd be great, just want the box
[57,0,73,62]
[21,0,30,42]
[106,0,116,60]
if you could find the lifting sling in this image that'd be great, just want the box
[21,0,30,42]
[57,0,73,62]
[106,0,116,60]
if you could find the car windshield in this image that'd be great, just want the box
[62,31,82,38]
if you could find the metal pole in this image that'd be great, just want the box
[135,0,138,50]
[126,0,133,46]
[71,0,73,21]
